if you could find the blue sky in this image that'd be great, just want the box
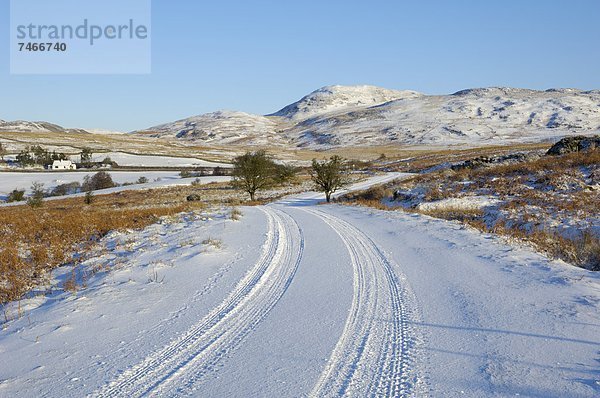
[1,0,599,131]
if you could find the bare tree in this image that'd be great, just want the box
[310,155,350,202]
[232,151,277,201]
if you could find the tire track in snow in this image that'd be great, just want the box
[92,206,304,398]
[305,208,425,397]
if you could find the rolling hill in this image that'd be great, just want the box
[135,85,600,148]
[0,120,89,135]
[5,85,600,149]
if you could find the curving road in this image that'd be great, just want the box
[304,208,424,397]
[92,173,428,397]
[9,172,593,398]
[93,207,304,397]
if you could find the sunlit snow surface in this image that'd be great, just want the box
[1,174,598,397]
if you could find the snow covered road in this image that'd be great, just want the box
[1,174,599,397]
[95,207,304,397]
[303,208,423,397]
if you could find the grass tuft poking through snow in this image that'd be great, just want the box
[230,207,243,221]
[202,237,223,250]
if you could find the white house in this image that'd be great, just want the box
[51,160,76,170]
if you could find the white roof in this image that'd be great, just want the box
[53,160,73,165]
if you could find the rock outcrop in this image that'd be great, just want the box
[546,135,600,155]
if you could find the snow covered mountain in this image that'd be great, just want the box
[136,110,291,146]
[269,85,422,121]
[7,85,599,148]
[135,85,600,148]
[287,87,600,147]
[0,119,89,134]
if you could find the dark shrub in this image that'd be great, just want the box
[27,182,45,208]
[7,189,25,202]
[82,171,116,191]
[84,190,94,205]
[50,182,81,197]
[360,185,389,201]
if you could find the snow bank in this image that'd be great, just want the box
[417,195,501,211]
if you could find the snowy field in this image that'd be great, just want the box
[0,152,230,170]
[0,175,599,397]
[90,152,231,168]
[0,171,232,200]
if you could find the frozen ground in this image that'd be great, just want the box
[0,174,599,397]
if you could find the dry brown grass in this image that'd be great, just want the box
[0,131,232,163]
[63,270,79,293]
[0,176,319,304]
[230,207,243,221]
[0,192,195,303]
[350,199,393,211]
[461,150,600,179]
[375,143,549,172]
[0,130,550,166]
[398,204,599,270]
[419,206,485,223]
[477,220,600,271]
[345,148,600,271]
[0,183,248,304]
[343,185,392,202]
[399,150,599,208]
